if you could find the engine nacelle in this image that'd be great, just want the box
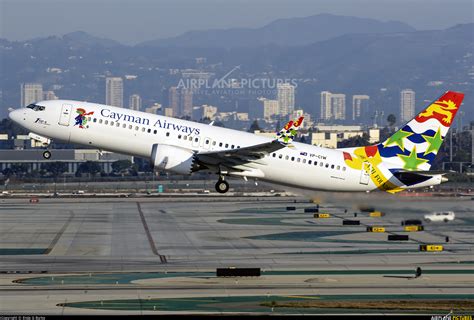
[151,144,195,175]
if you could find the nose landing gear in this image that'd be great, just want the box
[215,178,229,194]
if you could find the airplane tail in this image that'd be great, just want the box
[377,91,464,171]
[276,116,304,145]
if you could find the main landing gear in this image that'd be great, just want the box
[42,150,52,159]
[215,178,229,194]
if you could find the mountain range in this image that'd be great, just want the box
[138,13,416,47]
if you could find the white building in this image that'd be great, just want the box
[320,91,332,120]
[129,94,142,111]
[105,77,123,108]
[400,89,415,123]
[277,83,295,116]
[352,95,370,121]
[258,98,279,120]
[145,103,161,115]
[21,83,43,107]
[331,94,346,120]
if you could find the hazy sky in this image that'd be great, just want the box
[1,0,473,44]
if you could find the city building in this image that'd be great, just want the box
[400,89,415,123]
[129,94,142,111]
[201,105,218,120]
[163,107,173,117]
[105,77,123,108]
[352,95,370,121]
[258,98,279,120]
[277,83,295,117]
[169,86,193,117]
[320,91,332,120]
[0,149,132,175]
[331,94,346,120]
[310,125,380,149]
[21,83,43,107]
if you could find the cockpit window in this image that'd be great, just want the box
[26,104,46,111]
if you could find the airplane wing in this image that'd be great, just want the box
[195,116,304,171]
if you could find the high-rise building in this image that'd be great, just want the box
[331,94,346,120]
[181,88,193,117]
[21,83,43,107]
[258,98,279,120]
[400,89,415,123]
[277,83,295,116]
[129,94,141,111]
[164,107,173,117]
[168,86,193,117]
[352,95,370,121]
[105,77,123,107]
[320,91,332,120]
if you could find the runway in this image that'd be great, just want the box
[0,194,473,314]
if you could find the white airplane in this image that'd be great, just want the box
[8,91,464,194]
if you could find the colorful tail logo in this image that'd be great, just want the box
[377,91,464,171]
[276,116,304,144]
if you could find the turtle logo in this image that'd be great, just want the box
[74,108,94,129]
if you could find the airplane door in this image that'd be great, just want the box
[359,162,371,185]
[59,104,72,126]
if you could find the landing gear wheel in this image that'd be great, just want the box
[42,150,52,159]
[215,180,229,194]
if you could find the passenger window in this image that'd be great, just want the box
[279,154,283,159]
[325,163,329,168]
[285,155,289,160]
[212,141,216,145]
[93,118,97,123]
[320,162,323,167]
[189,136,193,141]
[272,153,276,158]
[225,143,229,148]
[343,167,346,171]
[165,132,169,136]
[122,123,126,128]
[147,128,151,133]
[291,157,295,161]
[308,160,312,165]
[337,165,340,170]
[129,125,133,129]
[302,159,306,164]
[99,119,103,124]
[142,127,146,132]
[206,139,210,144]
[104,120,108,125]
[178,135,182,139]
[314,161,318,165]
[231,144,234,149]
[297,158,301,162]
[195,138,199,142]
[135,126,139,131]
[116,122,120,127]
[331,164,334,169]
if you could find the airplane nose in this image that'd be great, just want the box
[8,109,23,124]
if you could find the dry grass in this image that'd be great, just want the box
[260,300,474,311]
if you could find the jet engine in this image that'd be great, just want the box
[151,144,196,175]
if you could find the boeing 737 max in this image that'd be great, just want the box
[8,91,464,194]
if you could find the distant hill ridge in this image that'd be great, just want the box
[137,13,416,48]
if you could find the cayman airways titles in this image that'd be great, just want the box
[100,108,201,135]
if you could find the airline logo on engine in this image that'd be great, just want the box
[100,108,200,135]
